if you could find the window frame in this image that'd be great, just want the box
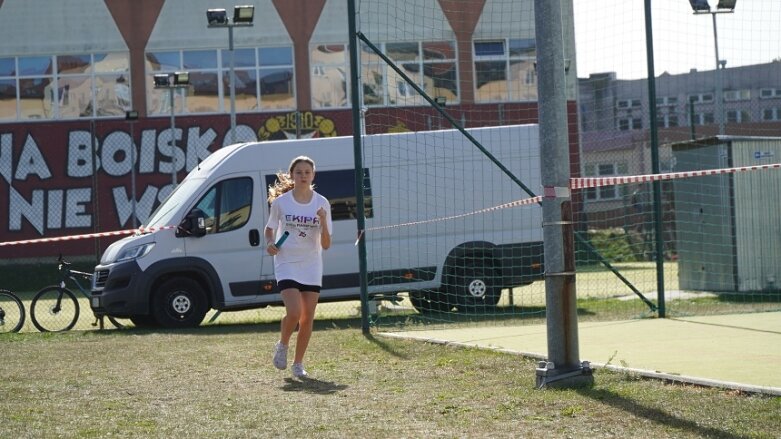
[265,168,373,221]
[146,46,295,117]
[473,37,537,104]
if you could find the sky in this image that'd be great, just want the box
[573,0,781,79]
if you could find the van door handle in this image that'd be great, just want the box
[249,229,260,246]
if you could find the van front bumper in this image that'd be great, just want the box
[90,260,150,317]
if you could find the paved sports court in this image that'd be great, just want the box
[383,311,781,394]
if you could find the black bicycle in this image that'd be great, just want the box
[0,289,25,333]
[30,256,126,332]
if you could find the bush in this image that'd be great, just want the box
[577,228,640,264]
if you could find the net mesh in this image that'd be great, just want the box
[361,0,781,331]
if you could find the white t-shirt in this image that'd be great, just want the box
[266,190,333,286]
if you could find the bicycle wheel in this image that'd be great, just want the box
[0,289,25,333]
[30,286,80,332]
[106,315,129,329]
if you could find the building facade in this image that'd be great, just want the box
[0,0,578,259]
[577,60,781,223]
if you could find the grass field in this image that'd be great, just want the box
[1,322,779,438]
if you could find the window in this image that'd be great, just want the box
[726,110,750,123]
[0,53,131,121]
[723,89,750,102]
[656,114,679,128]
[0,58,17,120]
[265,169,373,221]
[473,38,537,103]
[146,46,294,116]
[360,41,458,107]
[618,117,642,131]
[656,96,678,107]
[194,177,253,234]
[583,163,628,200]
[617,99,641,109]
[693,112,714,125]
[258,47,295,110]
[762,107,780,121]
[760,88,781,99]
[310,44,348,108]
[689,93,713,104]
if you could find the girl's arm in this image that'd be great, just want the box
[317,206,331,250]
[264,227,275,247]
[264,226,279,255]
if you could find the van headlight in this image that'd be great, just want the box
[114,243,155,263]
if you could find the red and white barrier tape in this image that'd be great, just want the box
[570,162,781,190]
[365,195,543,232]
[6,162,780,248]
[0,225,176,247]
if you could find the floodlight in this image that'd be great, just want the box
[173,71,189,86]
[689,0,710,12]
[434,96,446,106]
[153,74,170,88]
[717,0,736,11]
[233,5,254,24]
[125,110,139,120]
[207,8,228,26]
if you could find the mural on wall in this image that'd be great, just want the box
[257,111,338,140]
[0,111,349,258]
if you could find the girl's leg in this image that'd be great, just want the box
[293,291,320,364]
[279,288,302,345]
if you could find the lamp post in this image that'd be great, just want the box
[154,72,190,186]
[206,5,255,145]
[689,0,736,136]
[125,110,139,228]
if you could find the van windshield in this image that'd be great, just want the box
[145,178,205,229]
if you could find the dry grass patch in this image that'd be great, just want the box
[1,323,779,438]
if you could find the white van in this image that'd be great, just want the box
[90,125,543,328]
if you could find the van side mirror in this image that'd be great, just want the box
[176,208,207,237]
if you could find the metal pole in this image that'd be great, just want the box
[534,0,591,389]
[229,25,237,144]
[712,13,724,135]
[347,0,370,335]
[645,0,665,318]
[170,87,176,186]
[689,97,697,140]
[130,121,137,228]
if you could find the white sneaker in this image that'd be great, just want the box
[272,341,288,370]
[291,362,308,378]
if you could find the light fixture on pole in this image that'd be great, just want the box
[154,72,190,186]
[689,0,737,136]
[206,5,255,145]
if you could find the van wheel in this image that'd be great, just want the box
[409,290,452,314]
[152,278,208,328]
[445,260,501,312]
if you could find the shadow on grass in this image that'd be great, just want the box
[371,305,549,328]
[712,292,781,304]
[577,387,751,439]
[363,332,408,359]
[668,317,781,335]
[280,377,348,394]
[78,299,666,337]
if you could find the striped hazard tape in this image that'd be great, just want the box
[365,195,543,233]
[0,225,177,247]
[570,162,781,189]
[6,162,780,248]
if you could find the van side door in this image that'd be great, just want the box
[182,174,265,308]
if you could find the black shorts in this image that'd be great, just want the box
[277,279,321,293]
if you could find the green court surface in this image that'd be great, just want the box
[383,311,781,394]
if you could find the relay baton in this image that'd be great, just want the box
[275,231,290,247]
